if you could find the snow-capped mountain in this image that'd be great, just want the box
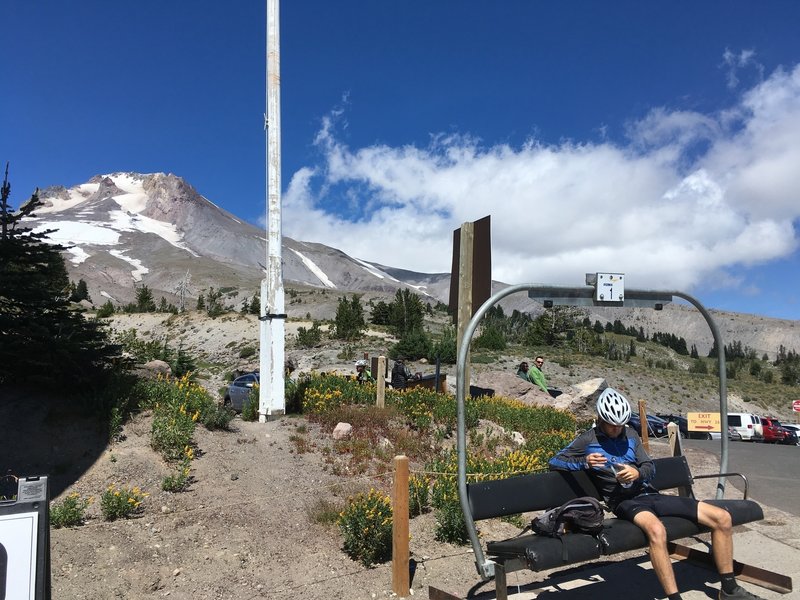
[26,172,441,306]
[21,172,800,358]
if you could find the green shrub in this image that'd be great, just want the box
[100,484,148,521]
[302,373,375,414]
[285,373,312,414]
[95,300,115,318]
[338,489,393,566]
[202,403,235,430]
[151,403,196,460]
[474,324,507,350]
[430,327,457,364]
[241,386,259,421]
[239,345,256,359]
[50,492,92,528]
[162,446,193,492]
[427,449,553,545]
[391,329,433,361]
[409,474,430,517]
[475,395,576,438]
[297,322,323,347]
[434,500,469,545]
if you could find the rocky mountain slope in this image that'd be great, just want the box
[25,172,800,359]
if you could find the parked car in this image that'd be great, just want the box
[781,424,800,446]
[224,372,259,412]
[759,416,788,444]
[727,413,764,442]
[656,414,689,438]
[628,413,669,438]
[727,426,743,441]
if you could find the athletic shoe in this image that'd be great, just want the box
[719,586,766,599]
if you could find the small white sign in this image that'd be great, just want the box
[595,273,625,302]
[0,511,38,600]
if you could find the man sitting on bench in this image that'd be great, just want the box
[549,387,765,600]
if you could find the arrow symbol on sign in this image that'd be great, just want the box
[694,425,714,430]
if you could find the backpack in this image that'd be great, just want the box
[530,496,605,537]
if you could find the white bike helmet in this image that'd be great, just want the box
[596,387,632,426]
[355,359,367,367]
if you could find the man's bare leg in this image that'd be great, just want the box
[634,510,678,595]
[697,502,734,573]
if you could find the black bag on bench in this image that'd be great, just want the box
[530,496,604,537]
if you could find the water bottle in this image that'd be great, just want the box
[611,461,633,488]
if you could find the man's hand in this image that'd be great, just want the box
[615,464,640,484]
[585,453,607,469]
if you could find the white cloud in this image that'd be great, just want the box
[721,48,765,89]
[281,63,800,296]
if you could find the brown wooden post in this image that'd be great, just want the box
[668,422,683,456]
[456,222,474,392]
[392,455,410,597]
[638,399,650,453]
[376,356,386,409]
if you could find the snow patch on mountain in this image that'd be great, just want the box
[353,257,387,280]
[110,250,148,282]
[34,183,99,214]
[67,246,91,265]
[289,248,335,288]
[30,172,199,259]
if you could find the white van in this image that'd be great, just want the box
[727,413,763,441]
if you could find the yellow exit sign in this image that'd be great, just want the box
[687,412,721,432]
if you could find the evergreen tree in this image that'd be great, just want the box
[370,300,391,325]
[135,285,156,312]
[430,326,457,364]
[0,169,118,387]
[96,300,116,318]
[333,294,366,340]
[475,323,506,350]
[205,287,224,317]
[70,278,91,302]
[249,292,260,315]
[388,289,425,336]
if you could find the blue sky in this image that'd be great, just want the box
[3,1,800,320]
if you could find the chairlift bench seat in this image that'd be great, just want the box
[465,456,773,600]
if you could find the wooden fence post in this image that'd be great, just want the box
[456,222,474,394]
[376,356,386,408]
[392,455,410,597]
[639,400,650,453]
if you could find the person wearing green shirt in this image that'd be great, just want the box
[355,359,374,384]
[526,356,548,392]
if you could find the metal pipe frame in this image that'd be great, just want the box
[455,284,729,578]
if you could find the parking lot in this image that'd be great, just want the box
[682,437,800,517]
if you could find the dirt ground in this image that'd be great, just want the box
[6,406,763,600]
[5,312,796,599]
[42,408,486,600]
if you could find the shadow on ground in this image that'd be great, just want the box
[0,387,110,498]
[465,555,722,599]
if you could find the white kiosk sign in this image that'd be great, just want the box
[0,476,50,600]
[0,511,38,599]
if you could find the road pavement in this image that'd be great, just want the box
[682,438,800,517]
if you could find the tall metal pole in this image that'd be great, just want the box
[259,0,285,419]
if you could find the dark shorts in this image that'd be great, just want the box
[614,493,699,522]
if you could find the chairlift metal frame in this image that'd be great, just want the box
[455,282,731,579]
